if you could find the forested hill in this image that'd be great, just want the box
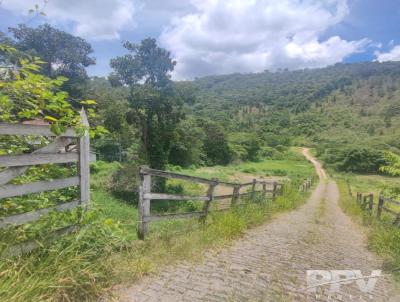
[192,61,400,111]
[184,61,400,173]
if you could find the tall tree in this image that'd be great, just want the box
[110,38,183,176]
[8,24,95,97]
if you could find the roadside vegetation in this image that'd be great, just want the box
[337,179,400,280]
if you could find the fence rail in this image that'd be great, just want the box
[355,192,400,226]
[137,166,286,239]
[0,109,90,256]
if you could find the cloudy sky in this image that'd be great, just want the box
[0,0,399,80]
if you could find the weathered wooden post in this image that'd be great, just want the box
[362,195,368,210]
[346,179,353,197]
[251,179,257,199]
[368,193,374,212]
[272,181,278,200]
[79,108,90,206]
[262,181,267,198]
[138,166,151,239]
[357,193,362,205]
[231,184,240,206]
[201,178,218,222]
[377,195,384,219]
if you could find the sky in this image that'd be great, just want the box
[1,0,400,80]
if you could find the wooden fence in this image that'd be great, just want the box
[138,166,285,239]
[0,109,90,256]
[299,178,313,192]
[355,192,400,226]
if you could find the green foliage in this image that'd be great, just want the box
[0,44,83,134]
[169,117,205,167]
[380,151,400,176]
[320,147,386,173]
[110,39,184,180]
[7,24,95,97]
[228,132,262,162]
[337,180,400,280]
[202,121,232,165]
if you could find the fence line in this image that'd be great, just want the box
[137,166,286,239]
[0,109,90,256]
[354,191,400,226]
[299,178,313,192]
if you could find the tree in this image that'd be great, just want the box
[202,121,232,165]
[8,24,95,97]
[110,38,183,181]
[380,151,400,176]
[110,38,175,88]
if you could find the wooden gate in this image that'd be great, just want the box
[0,109,90,256]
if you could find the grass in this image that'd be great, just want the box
[0,152,315,302]
[337,179,400,280]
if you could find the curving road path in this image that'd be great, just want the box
[117,149,399,301]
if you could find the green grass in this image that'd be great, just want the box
[174,148,314,181]
[0,154,315,302]
[337,179,400,280]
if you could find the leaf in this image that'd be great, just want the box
[80,100,97,105]
[44,115,58,122]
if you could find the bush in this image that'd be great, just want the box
[108,163,140,203]
[321,147,386,173]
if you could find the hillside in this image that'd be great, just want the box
[186,61,400,172]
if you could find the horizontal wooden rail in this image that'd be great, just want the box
[140,167,280,188]
[383,198,400,206]
[382,206,398,215]
[137,165,285,239]
[0,123,77,137]
[2,224,79,257]
[143,211,204,223]
[140,167,218,185]
[0,200,80,229]
[213,194,235,200]
[239,190,266,197]
[0,152,78,168]
[143,193,210,201]
[0,137,72,186]
[0,177,79,199]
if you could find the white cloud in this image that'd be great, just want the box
[1,0,135,40]
[375,45,400,62]
[160,0,368,79]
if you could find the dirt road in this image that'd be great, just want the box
[117,149,399,301]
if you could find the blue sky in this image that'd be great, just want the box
[1,0,400,80]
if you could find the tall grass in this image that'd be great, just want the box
[337,180,400,279]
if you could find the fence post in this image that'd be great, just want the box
[138,167,151,239]
[272,181,278,200]
[368,193,374,212]
[231,184,240,206]
[377,195,384,219]
[262,181,267,198]
[251,179,257,199]
[201,178,218,222]
[79,108,90,206]
[362,195,368,210]
[346,179,353,197]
